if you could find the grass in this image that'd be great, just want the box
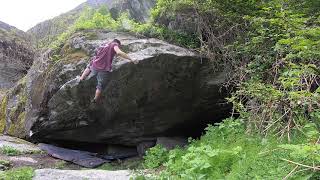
[0,146,21,156]
[0,167,34,180]
[54,161,67,169]
[0,145,43,156]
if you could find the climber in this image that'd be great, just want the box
[78,39,138,103]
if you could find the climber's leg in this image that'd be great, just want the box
[93,71,109,102]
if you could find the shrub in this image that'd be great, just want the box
[142,119,320,179]
[143,144,169,169]
[151,1,320,141]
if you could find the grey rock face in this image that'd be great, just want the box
[23,30,231,146]
[109,0,156,22]
[137,141,155,156]
[0,21,28,38]
[78,0,156,22]
[0,21,34,89]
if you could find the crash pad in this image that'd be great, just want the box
[39,143,109,168]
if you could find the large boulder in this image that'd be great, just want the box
[2,30,231,146]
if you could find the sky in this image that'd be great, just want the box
[0,0,87,31]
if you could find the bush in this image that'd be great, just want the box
[142,118,320,179]
[143,144,169,169]
[151,1,320,141]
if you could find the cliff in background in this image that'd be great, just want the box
[27,0,156,48]
[0,21,35,91]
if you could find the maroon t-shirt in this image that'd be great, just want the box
[91,42,119,72]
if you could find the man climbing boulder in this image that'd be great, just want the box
[78,39,138,103]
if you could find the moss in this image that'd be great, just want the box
[54,161,67,169]
[84,31,98,40]
[0,88,8,100]
[19,92,28,106]
[9,106,17,118]
[63,49,88,63]
[6,79,28,138]
[0,167,34,180]
[8,111,26,138]
[0,95,8,133]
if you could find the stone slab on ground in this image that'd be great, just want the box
[39,143,108,168]
[0,135,41,153]
[33,169,131,180]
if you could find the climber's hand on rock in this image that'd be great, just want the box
[132,60,139,64]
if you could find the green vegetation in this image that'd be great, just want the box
[143,145,168,169]
[142,119,319,179]
[0,160,11,171]
[0,95,7,133]
[0,146,21,156]
[49,5,199,57]
[54,161,67,169]
[0,167,34,180]
[140,0,320,179]
[0,160,10,167]
[3,79,28,138]
[36,11,80,48]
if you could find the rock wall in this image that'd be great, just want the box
[0,21,34,135]
[0,21,34,90]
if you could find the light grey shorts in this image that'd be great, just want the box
[86,66,110,90]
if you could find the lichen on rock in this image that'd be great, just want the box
[0,95,8,133]
[1,78,28,138]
